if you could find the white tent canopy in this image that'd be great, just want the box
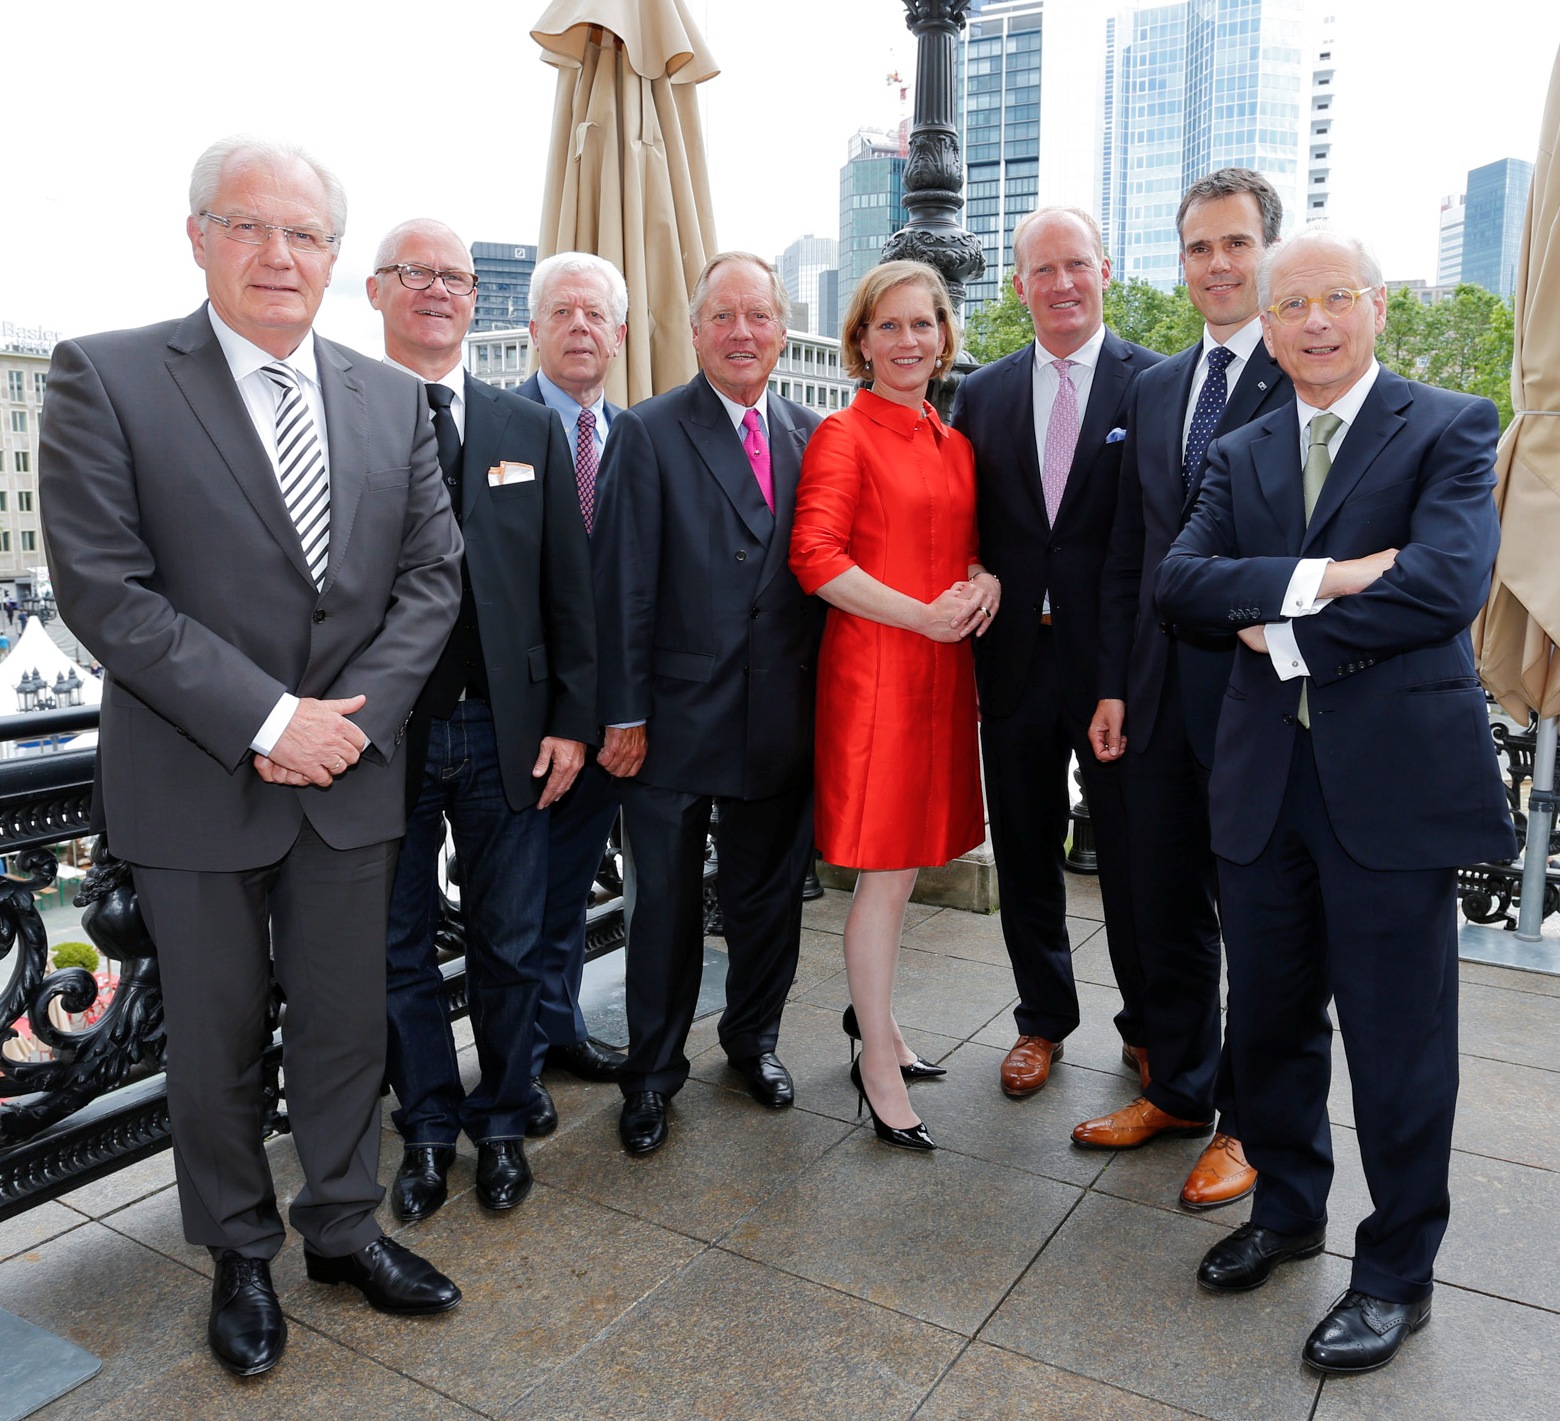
[0,616,102,715]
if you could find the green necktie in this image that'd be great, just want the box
[1297,411,1343,728]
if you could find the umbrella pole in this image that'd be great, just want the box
[1517,712,1558,941]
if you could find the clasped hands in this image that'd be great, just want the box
[254,694,368,787]
[925,574,1001,643]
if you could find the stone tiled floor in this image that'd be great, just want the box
[5,879,1560,1420]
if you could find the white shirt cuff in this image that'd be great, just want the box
[251,693,299,756]
[608,720,646,730]
[1282,558,1334,616]
[1266,620,1309,681]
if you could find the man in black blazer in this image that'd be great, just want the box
[593,252,823,1154]
[517,252,630,1110]
[1076,170,1291,1205]
[369,221,596,1223]
[1158,227,1515,1373]
[39,140,464,1377]
[950,207,1162,1101]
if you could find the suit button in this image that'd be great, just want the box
[742,665,750,676]
[751,607,760,618]
[736,550,747,561]
[1283,714,1295,725]
[1158,620,1169,634]
[312,609,327,623]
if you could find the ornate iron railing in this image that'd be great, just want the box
[0,707,633,1220]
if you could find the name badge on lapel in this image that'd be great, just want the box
[488,461,534,486]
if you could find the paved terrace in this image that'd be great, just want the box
[3,879,1559,1420]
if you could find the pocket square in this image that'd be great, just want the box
[488,461,535,486]
[1106,427,1127,444]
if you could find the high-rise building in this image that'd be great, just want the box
[779,235,838,337]
[1305,12,1338,219]
[471,242,538,332]
[0,329,52,601]
[837,129,907,334]
[816,268,840,340]
[1437,193,1467,286]
[1461,158,1533,299]
[1102,0,1306,289]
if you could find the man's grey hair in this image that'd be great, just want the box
[530,252,630,329]
[688,252,791,326]
[373,219,471,275]
[1256,224,1384,309]
[190,135,347,238]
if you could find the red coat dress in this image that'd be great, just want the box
[789,390,984,870]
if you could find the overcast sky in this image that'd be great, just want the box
[3,0,1555,356]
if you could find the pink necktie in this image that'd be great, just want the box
[1042,358,1079,526]
[574,407,598,535]
[741,408,774,512]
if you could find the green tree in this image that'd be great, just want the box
[1376,282,1514,428]
[963,272,1032,363]
[963,273,1203,364]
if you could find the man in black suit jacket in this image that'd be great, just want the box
[950,207,1162,1101]
[1077,170,1291,1205]
[39,140,464,1377]
[1158,228,1515,1374]
[593,252,823,1154]
[517,252,630,1110]
[368,221,595,1223]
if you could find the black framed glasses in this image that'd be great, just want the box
[1265,287,1376,325]
[375,264,479,296]
[200,211,338,254]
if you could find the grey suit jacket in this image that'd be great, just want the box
[39,304,462,870]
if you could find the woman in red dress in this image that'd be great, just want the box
[790,261,999,1149]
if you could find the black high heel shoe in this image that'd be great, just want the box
[842,1004,948,1080]
[850,1060,936,1150]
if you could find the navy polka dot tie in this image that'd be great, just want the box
[1182,344,1236,497]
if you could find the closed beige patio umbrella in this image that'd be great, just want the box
[532,0,720,407]
[1473,41,1560,942]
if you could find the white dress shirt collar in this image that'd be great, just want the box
[1034,321,1106,374]
[706,375,770,436]
[207,302,321,390]
[1295,359,1382,449]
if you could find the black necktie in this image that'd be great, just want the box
[1182,344,1236,496]
[425,382,463,520]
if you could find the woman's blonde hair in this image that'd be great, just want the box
[840,261,960,384]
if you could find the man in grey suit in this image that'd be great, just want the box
[38,138,464,1379]
[593,252,824,1155]
[370,220,596,1223]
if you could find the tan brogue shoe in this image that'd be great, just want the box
[1180,1132,1257,1209]
[1000,1036,1063,1098]
[1071,1095,1213,1149]
[1121,1044,1150,1090]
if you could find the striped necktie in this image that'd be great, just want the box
[261,363,329,588]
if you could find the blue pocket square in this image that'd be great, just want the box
[1106,427,1127,444]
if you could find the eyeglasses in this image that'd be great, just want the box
[375,264,479,297]
[1265,287,1376,325]
[200,211,337,254]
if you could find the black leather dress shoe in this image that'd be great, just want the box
[304,1236,461,1314]
[728,1051,795,1109]
[620,1090,669,1154]
[1303,1289,1432,1374]
[527,1077,559,1137]
[209,1252,286,1377]
[391,1144,455,1223]
[1197,1221,1326,1292]
[475,1140,533,1210]
[546,1037,628,1081]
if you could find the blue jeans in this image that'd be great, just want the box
[385,700,546,1145]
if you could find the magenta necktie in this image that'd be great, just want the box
[1042,358,1079,526]
[741,408,774,512]
[574,407,598,535]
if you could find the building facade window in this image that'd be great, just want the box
[9,410,25,434]
[14,452,29,474]
[17,491,33,511]
[21,531,36,552]
[6,371,23,402]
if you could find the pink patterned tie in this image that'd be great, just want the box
[1042,359,1079,526]
[574,407,598,535]
[741,408,774,512]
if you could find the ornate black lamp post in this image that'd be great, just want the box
[882,0,986,411]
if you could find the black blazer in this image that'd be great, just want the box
[1100,339,1290,764]
[592,374,823,800]
[454,375,597,809]
[1157,369,1516,870]
[950,331,1163,724]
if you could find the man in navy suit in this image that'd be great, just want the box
[593,252,823,1154]
[1075,170,1291,1206]
[518,252,630,1122]
[369,220,596,1223]
[1157,227,1515,1374]
[950,208,1162,1100]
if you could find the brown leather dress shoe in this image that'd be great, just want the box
[1000,1036,1063,1098]
[1181,1132,1257,1210]
[1121,1044,1150,1090]
[1071,1095,1213,1149]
